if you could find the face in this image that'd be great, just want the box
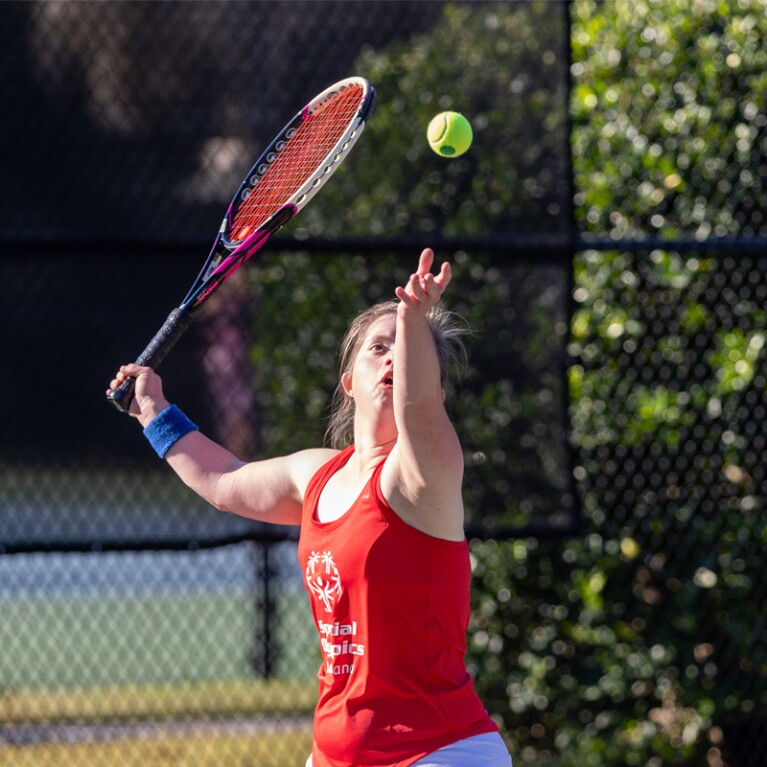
[341,313,396,421]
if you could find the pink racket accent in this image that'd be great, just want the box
[211,231,270,278]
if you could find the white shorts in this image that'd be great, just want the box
[411,733,512,766]
[305,732,512,767]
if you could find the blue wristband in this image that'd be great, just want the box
[143,405,198,459]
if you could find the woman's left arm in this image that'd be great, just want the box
[383,248,466,541]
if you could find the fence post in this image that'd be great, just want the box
[250,539,278,678]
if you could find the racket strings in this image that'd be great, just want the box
[230,84,365,242]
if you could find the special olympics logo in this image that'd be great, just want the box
[305,551,342,613]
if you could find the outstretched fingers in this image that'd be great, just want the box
[395,249,452,311]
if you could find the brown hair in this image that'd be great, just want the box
[325,300,467,448]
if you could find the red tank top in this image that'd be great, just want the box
[298,446,497,767]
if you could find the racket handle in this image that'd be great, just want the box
[107,307,193,413]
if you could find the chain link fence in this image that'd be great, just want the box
[564,247,767,767]
[1,1,766,766]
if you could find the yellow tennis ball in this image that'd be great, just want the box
[427,111,473,157]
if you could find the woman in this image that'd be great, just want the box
[109,248,511,767]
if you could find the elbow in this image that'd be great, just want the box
[207,463,246,513]
[209,484,237,514]
[208,496,232,514]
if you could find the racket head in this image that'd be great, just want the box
[226,76,375,245]
[182,77,375,310]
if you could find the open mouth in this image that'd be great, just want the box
[383,374,393,386]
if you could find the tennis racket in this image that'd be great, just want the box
[107,76,375,413]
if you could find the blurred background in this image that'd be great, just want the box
[0,1,765,765]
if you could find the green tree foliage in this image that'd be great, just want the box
[572,0,766,239]
[557,1,766,765]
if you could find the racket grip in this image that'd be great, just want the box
[107,307,193,413]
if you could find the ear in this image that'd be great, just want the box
[341,370,354,397]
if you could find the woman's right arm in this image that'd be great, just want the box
[108,363,335,525]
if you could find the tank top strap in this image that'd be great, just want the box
[302,444,356,524]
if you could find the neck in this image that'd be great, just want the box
[350,430,397,474]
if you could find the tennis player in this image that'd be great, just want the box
[108,248,512,767]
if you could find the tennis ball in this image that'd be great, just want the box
[427,111,473,157]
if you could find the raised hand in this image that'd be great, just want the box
[394,248,452,317]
